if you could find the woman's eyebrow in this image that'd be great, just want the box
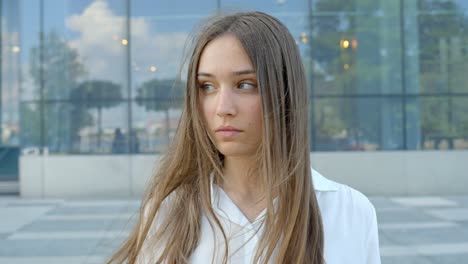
[196,72,212,77]
[196,69,256,78]
[232,69,256,76]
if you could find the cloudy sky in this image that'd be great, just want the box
[66,0,189,83]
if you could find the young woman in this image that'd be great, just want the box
[108,11,380,264]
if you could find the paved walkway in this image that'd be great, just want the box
[1,196,468,264]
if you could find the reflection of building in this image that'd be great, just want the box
[1,0,468,197]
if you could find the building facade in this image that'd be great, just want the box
[1,0,467,197]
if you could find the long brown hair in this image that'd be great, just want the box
[107,11,324,264]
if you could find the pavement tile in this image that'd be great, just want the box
[6,202,61,207]
[1,196,468,262]
[0,233,11,239]
[0,207,55,233]
[91,238,127,255]
[376,208,439,224]
[18,220,115,233]
[369,197,401,209]
[0,256,106,264]
[0,239,101,257]
[47,205,134,215]
[446,196,468,207]
[382,256,433,264]
[392,197,458,207]
[378,230,396,246]
[381,226,468,245]
[425,208,468,221]
[426,253,468,264]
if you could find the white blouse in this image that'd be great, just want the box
[137,168,381,264]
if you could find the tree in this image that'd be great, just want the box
[308,0,363,149]
[135,79,184,143]
[27,31,87,152]
[70,80,123,149]
[417,0,468,148]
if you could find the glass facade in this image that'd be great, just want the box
[1,0,468,154]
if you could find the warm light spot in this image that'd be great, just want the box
[301,32,308,44]
[351,39,358,49]
[121,39,128,45]
[344,63,350,70]
[150,66,157,72]
[341,39,350,49]
[12,46,20,53]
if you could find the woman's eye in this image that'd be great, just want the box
[238,82,257,90]
[200,83,215,92]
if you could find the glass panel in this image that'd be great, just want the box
[414,96,468,150]
[41,0,128,100]
[219,0,312,86]
[133,0,215,17]
[130,0,217,100]
[43,102,74,153]
[416,0,468,94]
[1,0,21,145]
[311,0,403,95]
[20,0,41,102]
[65,100,129,154]
[30,101,128,153]
[221,0,307,13]
[130,0,216,151]
[313,97,403,151]
[132,99,183,153]
[19,103,41,151]
[452,97,468,149]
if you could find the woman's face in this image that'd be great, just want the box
[197,34,263,158]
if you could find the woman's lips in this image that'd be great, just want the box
[215,126,242,138]
[215,130,241,137]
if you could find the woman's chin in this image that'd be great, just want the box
[216,144,256,158]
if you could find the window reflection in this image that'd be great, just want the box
[412,97,468,150]
[20,0,41,102]
[130,0,216,99]
[1,1,21,146]
[417,0,468,94]
[312,1,403,95]
[19,103,41,150]
[130,0,216,153]
[66,101,128,154]
[9,0,468,153]
[132,101,182,153]
[313,98,403,151]
[42,0,127,100]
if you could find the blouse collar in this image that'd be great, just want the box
[209,167,339,226]
[209,167,339,196]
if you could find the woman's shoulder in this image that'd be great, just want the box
[312,168,377,222]
[312,169,381,263]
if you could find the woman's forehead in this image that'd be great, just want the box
[197,35,254,75]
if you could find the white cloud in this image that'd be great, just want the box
[66,0,189,82]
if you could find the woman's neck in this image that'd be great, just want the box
[218,155,268,222]
[219,156,264,202]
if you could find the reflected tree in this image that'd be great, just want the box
[70,80,123,149]
[309,0,360,146]
[135,79,184,143]
[19,104,41,147]
[418,0,468,148]
[28,31,86,152]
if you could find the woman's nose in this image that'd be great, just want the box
[216,87,237,118]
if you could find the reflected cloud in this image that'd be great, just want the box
[66,0,188,80]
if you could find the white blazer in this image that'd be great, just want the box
[137,168,381,264]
